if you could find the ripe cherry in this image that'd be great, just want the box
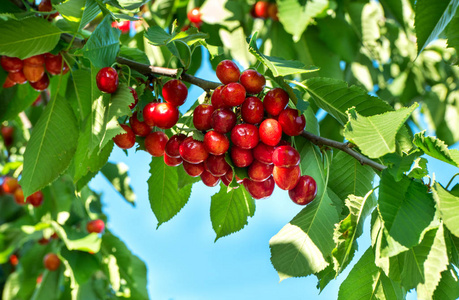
[1,125,14,147]
[112,21,130,33]
[268,3,279,21]
[145,131,169,157]
[129,112,151,137]
[272,145,300,167]
[201,170,221,187]
[187,8,202,25]
[96,67,119,93]
[259,119,282,146]
[162,79,188,106]
[253,1,270,19]
[248,160,274,182]
[113,124,136,149]
[273,165,301,190]
[3,76,16,88]
[2,177,19,194]
[87,219,105,233]
[243,176,275,199]
[289,175,317,205]
[152,102,179,129]
[278,108,306,136]
[205,155,230,177]
[143,102,157,127]
[9,254,19,266]
[165,133,186,158]
[0,56,23,72]
[27,191,44,207]
[231,123,259,149]
[43,253,60,271]
[241,96,264,124]
[263,88,289,116]
[23,64,44,83]
[179,137,209,164]
[8,70,27,84]
[30,73,49,91]
[14,187,25,205]
[216,60,240,84]
[222,82,246,107]
[193,104,214,131]
[240,70,266,94]
[45,53,66,75]
[211,108,236,134]
[211,85,228,109]
[183,161,204,177]
[230,146,253,168]
[38,0,59,19]
[24,55,45,66]
[128,87,139,109]
[164,154,182,167]
[203,130,229,155]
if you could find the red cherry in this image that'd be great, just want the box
[43,253,60,271]
[253,142,275,165]
[96,67,119,93]
[9,254,19,266]
[23,64,45,83]
[240,70,266,94]
[45,53,66,75]
[27,191,44,207]
[183,161,204,177]
[241,96,264,124]
[164,154,183,167]
[179,137,209,164]
[152,102,179,129]
[272,145,300,167]
[14,187,25,205]
[211,85,228,109]
[248,160,274,182]
[205,155,230,177]
[200,170,221,187]
[259,119,282,146]
[230,146,253,168]
[162,79,188,106]
[38,237,50,245]
[263,88,289,116]
[145,131,169,157]
[1,56,23,72]
[111,21,130,33]
[165,133,187,158]
[129,112,151,137]
[24,54,45,66]
[128,87,139,109]
[87,219,105,233]
[203,130,229,155]
[8,70,27,84]
[2,177,19,194]
[273,165,301,190]
[278,108,306,136]
[193,104,215,131]
[253,1,270,18]
[289,175,317,205]
[211,108,237,134]
[231,123,260,149]
[187,8,202,24]
[29,73,49,91]
[1,125,14,141]
[38,0,52,11]
[3,76,16,88]
[216,60,240,84]
[222,170,241,187]
[268,3,279,21]
[113,124,136,149]
[222,82,246,107]
[243,176,275,199]
[143,102,157,127]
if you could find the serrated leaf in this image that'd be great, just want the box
[20,96,78,198]
[67,69,100,121]
[145,25,208,46]
[432,183,459,237]
[51,221,101,253]
[73,137,113,184]
[82,15,121,68]
[344,103,418,158]
[210,183,255,241]
[413,131,459,167]
[247,32,318,77]
[56,0,101,32]
[408,157,429,179]
[87,95,105,154]
[101,162,136,206]
[383,150,423,181]
[0,82,39,122]
[378,171,436,248]
[433,267,459,299]
[0,18,61,59]
[415,0,459,54]
[176,165,200,189]
[148,156,192,227]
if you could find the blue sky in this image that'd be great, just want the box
[89,50,459,300]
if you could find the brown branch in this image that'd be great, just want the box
[8,0,25,9]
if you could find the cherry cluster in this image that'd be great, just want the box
[251,1,279,21]
[0,176,44,207]
[1,52,69,91]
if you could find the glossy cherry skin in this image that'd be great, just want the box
[272,145,300,167]
[128,87,139,109]
[289,175,317,205]
[3,76,16,88]
[259,119,282,146]
[211,85,228,109]
[113,124,136,149]
[211,108,237,134]
[86,219,105,233]
[278,108,306,136]
[8,71,27,84]
[273,165,301,190]
[162,79,188,106]
[14,187,25,205]
[112,21,130,33]
[23,64,44,83]
[243,176,275,199]
[231,123,259,149]
[24,54,45,66]
[241,96,264,124]
[96,67,119,93]
[1,177,19,194]
[193,104,214,131]
[152,102,179,129]
[240,70,266,94]
[253,1,270,18]
[165,133,186,158]
[187,7,202,24]
[1,56,23,72]
[27,191,44,207]
[230,146,253,168]
[205,155,230,177]
[263,88,289,116]
[183,161,204,177]
[201,170,221,187]
[43,253,60,271]
[222,82,246,107]
[252,142,275,165]
[29,73,49,91]
[203,130,229,155]
[129,112,151,137]
[164,154,183,167]
[143,102,157,127]
[45,53,66,75]
[216,60,240,84]
[248,160,274,182]
[179,137,209,164]
[145,131,169,157]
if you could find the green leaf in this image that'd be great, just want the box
[408,157,429,179]
[148,156,192,227]
[433,267,459,300]
[117,0,147,10]
[378,171,436,248]
[20,96,78,198]
[210,183,255,241]
[382,150,423,181]
[415,0,459,54]
[51,222,101,253]
[300,77,394,125]
[338,247,405,300]
[86,94,105,156]
[60,248,99,285]
[82,15,121,68]
[56,0,101,32]
[100,162,136,206]
[432,183,459,237]
[379,0,405,26]
[343,103,418,158]
[0,18,61,59]
[413,132,459,167]
[446,12,459,53]
[30,269,62,300]
[67,69,101,121]
[247,32,318,77]
[176,165,200,189]
[0,82,39,122]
